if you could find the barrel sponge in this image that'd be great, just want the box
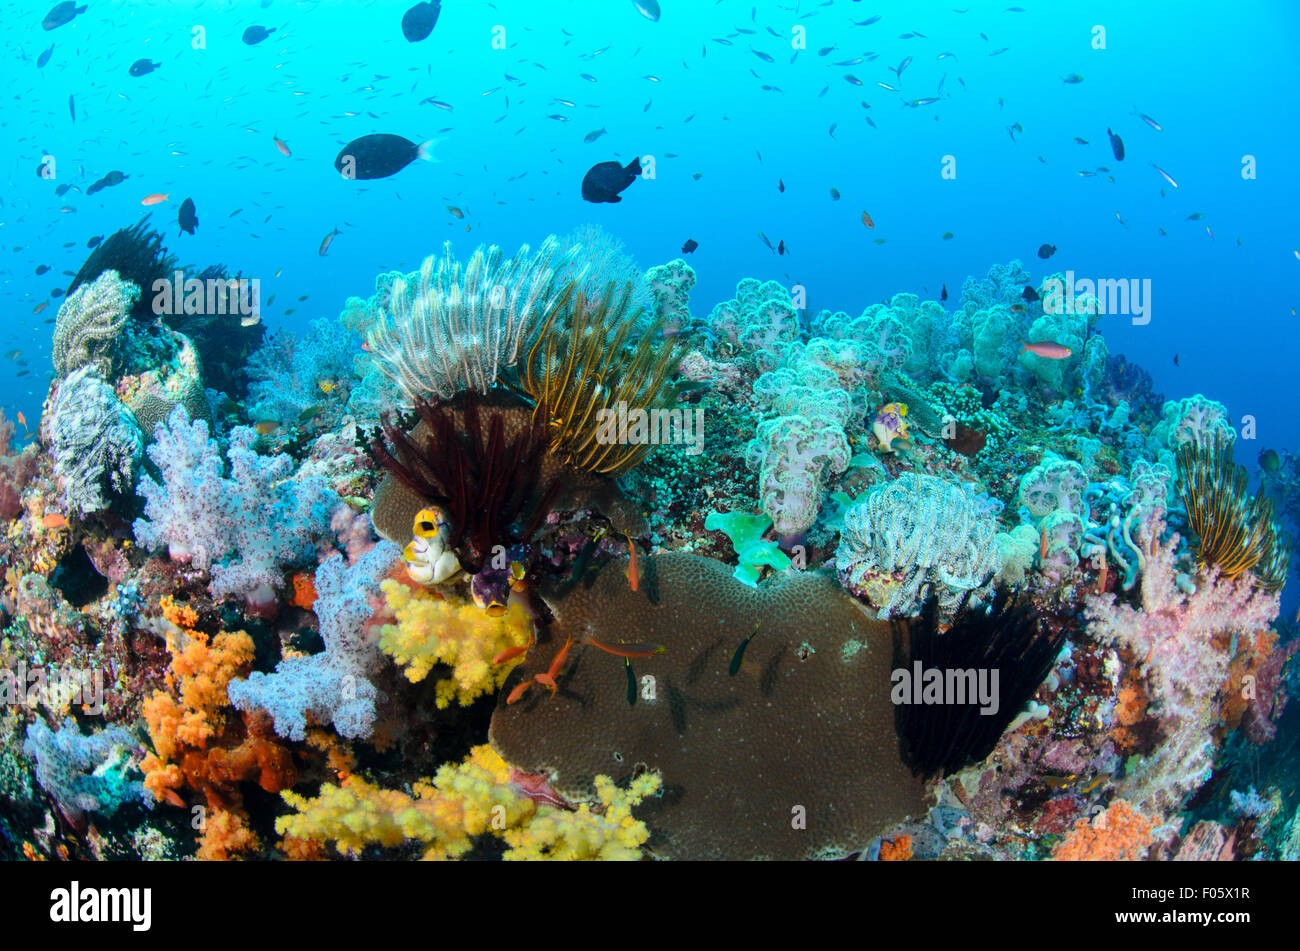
[489,553,928,860]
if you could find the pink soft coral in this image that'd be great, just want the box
[1086,525,1280,817]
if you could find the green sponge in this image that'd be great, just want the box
[705,510,791,587]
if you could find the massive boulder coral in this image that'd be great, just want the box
[490,553,927,860]
[835,473,1000,618]
[45,365,145,516]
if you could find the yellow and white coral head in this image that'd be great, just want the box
[403,507,461,585]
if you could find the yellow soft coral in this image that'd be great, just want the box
[377,579,534,708]
[277,744,660,861]
[501,771,662,861]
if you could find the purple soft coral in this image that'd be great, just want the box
[133,407,341,608]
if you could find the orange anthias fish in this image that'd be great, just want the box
[16,411,27,430]
[1021,341,1073,360]
[273,135,292,157]
[626,537,639,591]
[141,193,169,205]
[42,513,69,530]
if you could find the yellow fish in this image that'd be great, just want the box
[318,380,336,395]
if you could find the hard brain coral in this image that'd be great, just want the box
[489,553,926,860]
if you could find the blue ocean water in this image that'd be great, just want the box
[4,0,1297,582]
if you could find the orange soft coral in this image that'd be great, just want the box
[1052,800,1155,861]
[141,602,296,859]
[879,835,913,861]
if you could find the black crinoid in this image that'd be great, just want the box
[892,587,1068,779]
[68,217,178,319]
[370,390,563,575]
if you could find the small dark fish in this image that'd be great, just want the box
[242,25,277,45]
[178,197,198,235]
[86,170,127,195]
[581,156,640,203]
[1173,353,1181,367]
[1062,73,1084,83]
[830,186,840,200]
[50,287,64,298]
[633,0,661,22]
[1022,284,1040,302]
[129,59,160,77]
[37,44,54,68]
[940,283,948,301]
[681,238,698,254]
[319,227,342,256]
[729,625,760,676]
[757,230,774,251]
[86,234,102,248]
[35,264,50,275]
[777,239,786,255]
[625,658,636,707]
[1107,127,1125,161]
[401,2,440,42]
[42,2,86,30]
[54,183,71,196]
[778,177,785,193]
[335,133,432,180]
[1037,243,1057,259]
[583,127,607,143]
[1259,448,1280,474]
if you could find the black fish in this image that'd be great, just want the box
[50,288,64,298]
[54,183,71,196]
[242,25,276,45]
[86,170,127,195]
[681,238,698,254]
[35,264,50,275]
[401,1,440,42]
[729,625,760,677]
[625,658,636,707]
[129,59,159,76]
[42,2,86,30]
[777,239,786,255]
[778,177,785,192]
[581,156,641,203]
[86,234,102,248]
[335,133,431,180]
[1037,243,1057,259]
[1173,353,1180,367]
[68,94,75,122]
[940,283,948,301]
[37,45,54,68]
[1022,284,1040,302]
[1107,127,1125,162]
[178,197,198,235]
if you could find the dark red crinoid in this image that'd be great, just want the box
[370,391,562,574]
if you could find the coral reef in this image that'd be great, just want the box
[45,366,145,516]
